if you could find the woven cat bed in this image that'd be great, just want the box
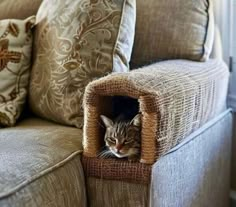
[83,59,229,165]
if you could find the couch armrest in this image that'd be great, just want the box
[83,59,229,164]
[150,110,232,206]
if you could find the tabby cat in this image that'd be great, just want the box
[99,114,141,161]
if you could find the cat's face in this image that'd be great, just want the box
[100,114,141,158]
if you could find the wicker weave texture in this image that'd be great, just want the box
[83,59,229,164]
[82,157,152,184]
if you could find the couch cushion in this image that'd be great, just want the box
[130,0,214,68]
[0,117,86,206]
[0,0,42,20]
[29,0,136,128]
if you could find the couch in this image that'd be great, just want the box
[0,1,232,207]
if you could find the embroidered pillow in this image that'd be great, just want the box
[0,16,35,126]
[29,0,136,128]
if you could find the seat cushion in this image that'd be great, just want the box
[0,117,86,207]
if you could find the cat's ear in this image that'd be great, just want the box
[100,115,113,128]
[130,114,141,127]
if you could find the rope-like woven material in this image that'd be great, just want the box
[82,157,152,184]
[83,59,229,164]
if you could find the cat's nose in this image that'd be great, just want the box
[116,144,122,152]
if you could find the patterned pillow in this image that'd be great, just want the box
[29,0,136,128]
[0,16,35,126]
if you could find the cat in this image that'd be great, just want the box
[99,114,141,161]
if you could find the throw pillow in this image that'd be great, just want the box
[29,0,136,128]
[130,0,214,68]
[0,16,35,126]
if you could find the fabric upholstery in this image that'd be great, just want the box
[87,177,149,207]
[29,0,136,128]
[0,117,86,207]
[0,156,86,207]
[150,110,232,207]
[0,17,35,126]
[0,0,42,20]
[83,59,229,164]
[130,0,214,68]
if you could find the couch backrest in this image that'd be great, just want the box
[130,0,228,67]
[0,0,42,20]
[0,0,227,63]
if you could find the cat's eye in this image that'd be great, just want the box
[124,140,132,144]
[107,137,116,143]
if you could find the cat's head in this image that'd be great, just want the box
[100,114,141,158]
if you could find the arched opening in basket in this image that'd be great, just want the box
[84,94,157,164]
[97,95,140,157]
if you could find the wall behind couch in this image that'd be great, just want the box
[213,0,235,191]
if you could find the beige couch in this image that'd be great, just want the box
[0,1,232,207]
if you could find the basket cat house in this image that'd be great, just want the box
[83,59,229,165]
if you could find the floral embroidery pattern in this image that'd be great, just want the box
[29,0,135,128]
[8,22,20,37]
[0,17,35,126]
[0,111,11,126]
[0,39,21,72]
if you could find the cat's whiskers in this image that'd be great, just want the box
[98,149,115,158]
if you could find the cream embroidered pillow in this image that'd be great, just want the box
[0,16,35,126]
[29,0,136,128]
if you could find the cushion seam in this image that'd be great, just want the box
[0,150,83,199]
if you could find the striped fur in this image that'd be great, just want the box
[100,114,141,161]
